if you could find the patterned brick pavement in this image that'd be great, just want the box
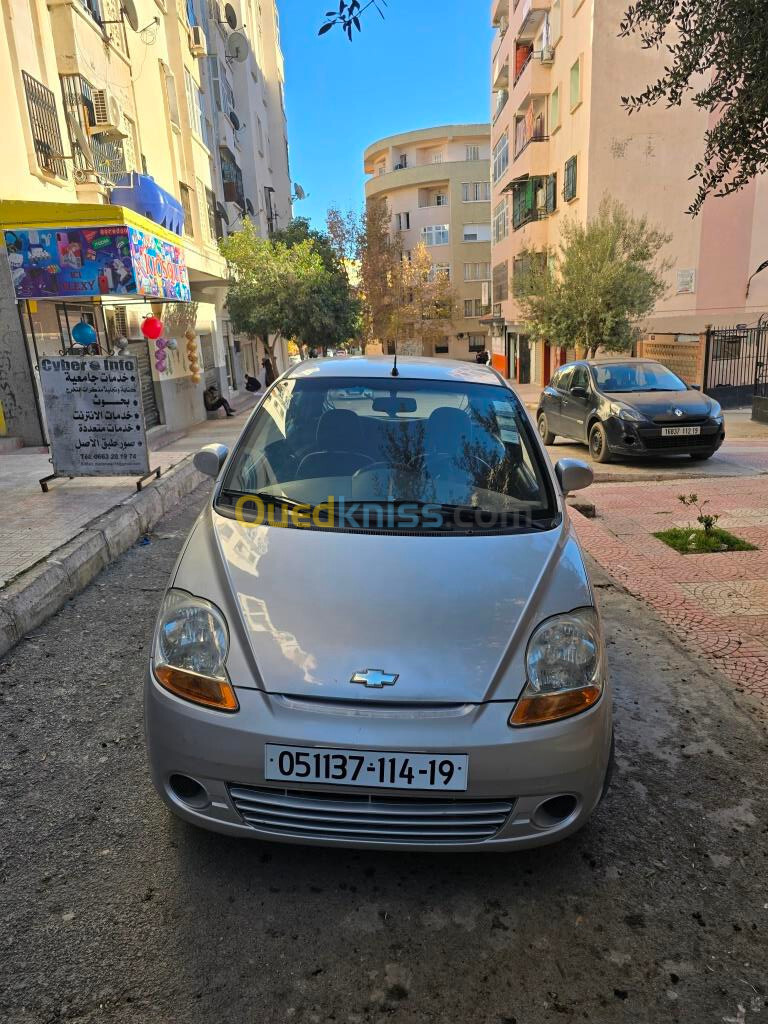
[572,475,768,714]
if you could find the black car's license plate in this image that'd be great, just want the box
[265,745,468,791]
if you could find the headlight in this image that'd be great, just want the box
[153,589,238,712]
[610,403,646,422]
[708,400,723,422]
[509,608,604,726]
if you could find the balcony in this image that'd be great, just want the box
[493,88,510,124]
[491,0,510,27]
[512,48,552,108]
[515,0,550,40]
[492,55,509,90]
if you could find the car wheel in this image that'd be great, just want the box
[690,449,716,461]
[588,422,611,463]
[537,412,556,445]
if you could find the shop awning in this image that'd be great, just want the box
[0,199,192,302]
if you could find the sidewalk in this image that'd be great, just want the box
[571,474,768,718]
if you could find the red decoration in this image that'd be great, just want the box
[141,316,163,340]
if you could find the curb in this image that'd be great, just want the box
[0,456,207,659]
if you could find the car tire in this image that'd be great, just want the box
[588,422,611,463]
[537,412,556,445]
[690,449,716,461]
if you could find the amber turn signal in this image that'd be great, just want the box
[509,685,601,726]
[154,664,239,712]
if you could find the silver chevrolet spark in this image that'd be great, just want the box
[145,357,613,850]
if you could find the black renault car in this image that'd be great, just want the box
[536,358,725,463]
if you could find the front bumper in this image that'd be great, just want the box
[144,673,613,851]
[603,416,724,457]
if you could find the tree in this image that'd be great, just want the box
[517,198,671,357]
[318,0,386,40]
[219,217,360,357]
[358,198,456,353]
[620,0,768,215]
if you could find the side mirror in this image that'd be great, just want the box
[194,443,229,479]
[555,458,593,493]
[570,386,588,399]
[688,383,701,391]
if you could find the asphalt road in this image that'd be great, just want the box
[1,483,766,1024]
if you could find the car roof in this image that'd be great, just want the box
[284,356,501,385]
[584,357,661,365]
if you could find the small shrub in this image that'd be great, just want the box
[654,526,757,554]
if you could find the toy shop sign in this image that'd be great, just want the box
[4,224,191,302]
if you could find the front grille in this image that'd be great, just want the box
[228,784,515,843]
[640,432,717,450]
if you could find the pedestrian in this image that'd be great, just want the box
[309,346,319,358]
[203,384,235,417]
[244,374,262,393]
[262,356,276,386]
[475,347,490,365]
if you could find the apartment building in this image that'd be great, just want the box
[489,0,768,385]
[364,125,492,362]
[0,0,290,445]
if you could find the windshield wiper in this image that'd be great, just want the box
[218,488,310,512]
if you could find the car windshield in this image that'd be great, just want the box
[217,376,558,533]
[591,362,687,393]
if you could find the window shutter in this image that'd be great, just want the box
[546,173,557,213]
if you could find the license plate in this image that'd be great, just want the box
[265,744,468,791]
[661,426,701,436]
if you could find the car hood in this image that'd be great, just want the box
[173,512,593,705]
[605,389,715,421]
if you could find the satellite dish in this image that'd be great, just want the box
[225,30,249,62]
[122,0,139,31]
[216,201,230,226]
[67,113,95,169]
[293,182,306,201]
[224,2,237,29]
[245,197,254,215]
[229,110,241,130]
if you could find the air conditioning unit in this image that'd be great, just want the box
[540,45,554,63]
[89,88,126,138]
[190,25,207,57]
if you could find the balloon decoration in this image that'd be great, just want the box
[141,315,164,341]
[154,337,168,374]
[185,330,202,384]
[115,335,129,352]
[71,320,97,348]
[165,337,178,351]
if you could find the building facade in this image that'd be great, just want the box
[489,0,768,385]
[364,125,492,363]
[0,0,291,445]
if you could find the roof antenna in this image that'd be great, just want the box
[391,339,399,377]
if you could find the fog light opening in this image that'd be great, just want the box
[168,773,209,809]
[532,794,578,829]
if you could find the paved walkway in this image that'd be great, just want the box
[571,474,768,716]
[0,398,256,589]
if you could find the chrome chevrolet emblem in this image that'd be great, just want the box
[350,669,399,689]
[674,408,684,417]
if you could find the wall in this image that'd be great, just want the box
[0,242,44,444]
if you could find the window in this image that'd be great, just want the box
[430,263,451,281]
[468,334,486,351]
[196,177,209,241]
[464,262,491,281]
[493,132,509,182]
[395,212,411,231]
[466,145,480,161]
[435,338,449,354]
[432,151,444,163]
[122,114,138,171]
[563,156,577,201]
[493,260,509,303]
[551,0,562,39]
[464,298,489,318]
[545,172,557,213]
[161,62,180,128]
[256,115,264,154]
[220,146,245,207]
[421,225,449,246]
[207,57,234,113]
[184,68,205,138]
[60,73,126,182]
[205,186,218,240]
[179,183,194,236]
[493,199,508,243]
[22,71,67,178]
[550,86,560,132]
[570,57,581,110]
[462,181,491,202]
[570,365,590,392]
[435,192,449,206]
[463,224,491,242]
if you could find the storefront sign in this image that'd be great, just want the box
[128,227,191,301]
[4,224,190,301]
[39,356,150,477]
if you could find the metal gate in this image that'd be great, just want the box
[703,323,768,408]
[127,340,160,428]
[200,333,218,389]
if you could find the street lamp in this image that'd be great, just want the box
[745,259,768,298]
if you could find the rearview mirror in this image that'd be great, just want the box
[555,458,593,493]
[194,443,229,478]
[372,397,418,415]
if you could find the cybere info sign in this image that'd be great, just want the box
[39,356,150,477]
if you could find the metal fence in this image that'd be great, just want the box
[22,71,67,179]
[60,74,127,184]
[703,323,768,408]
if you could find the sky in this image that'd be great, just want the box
[279,0,495,229]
